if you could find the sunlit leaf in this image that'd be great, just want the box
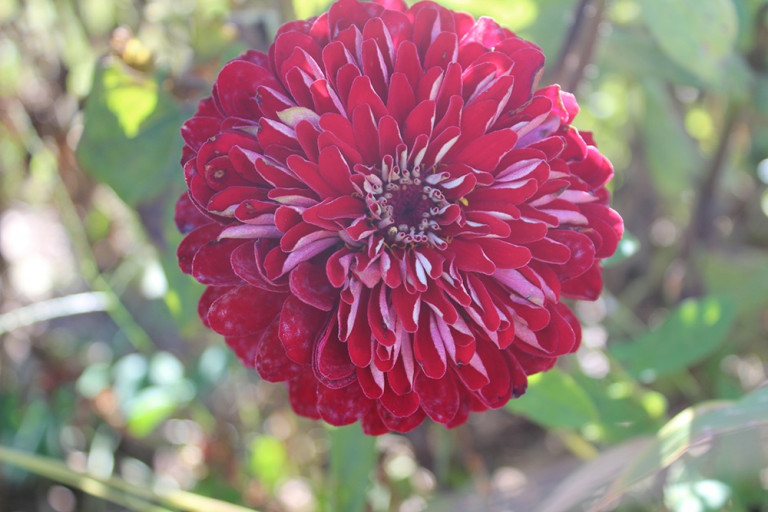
[610,296,736,381]
[640,0,738,83]
[576,376,667,443]
[126,387,180,437]
[540,386,768,512]
[0,444,260,512]
[293,0,331,19]
[506,367,598,429]
[602,231,639,267]
[76,60,186,205]
[641,80,702,202]
[328,424,376,512]
[249,435,289,488]
[149,351,185,385]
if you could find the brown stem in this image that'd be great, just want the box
[678,106,741,298]
[544,0,607,91]
[548,0,591,82]
[563,0,607,92]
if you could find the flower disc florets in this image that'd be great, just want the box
[176,0,624,434]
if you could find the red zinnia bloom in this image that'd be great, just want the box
[176,0,623,434]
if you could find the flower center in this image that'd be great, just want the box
[388,184,431,228]
[362,163,451,247]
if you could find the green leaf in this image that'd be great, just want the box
[641,80,702,202]
[293,0,331,19]
[125,386,181,437]
[602,231,639,267]
[0,444,260,512]
[249,435,289,489]
[640,0,738,84]
[576,376,667,443]
[328,424,376,512]
[506,367,598,429]
[600,386,768,507]
[539,386,768,512]
[600,27,705,87]
[76,60,186,205]
[610,296,736,381]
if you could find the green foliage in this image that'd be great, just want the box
[249,436,289,489]
[610,296,737,382]
[538,386,768,512]
[576,376,667,443]
[76,61,186,206]
[640,0,738,84]
[506,368,598,429]
[2,0,768,510]
[328,424,377,512]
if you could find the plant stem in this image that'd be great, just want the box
[8,101,155,352]
[545,0,607,91]
[0,444,260,512]
[678,105,741,298]
[0,445,171,512]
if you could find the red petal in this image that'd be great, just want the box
[288,372,321,419]
[192,238,246,286]
[480,238,531,268]
[317,382,369,426]
[352,104,380,164]
[449,239,496,274]
[313,319,356,385]
[289,260,337,311]
[178,223,223,274]
[231,241,285,291]
[403,100,436,148]
[376,404,426,433]
[361,407,389,435]
[279,295,329,365]
[473,339,513,408]
[213,60,276,118]
[414,313,447,379]
[318,145,355,195]
[254,317,302,382]
[198,286,236,329]
[413,369,460,424]
[452,128,518,172]
[225,333,262,368]
[207,285,284,336]
[380,386,420,418]
[347,75,388,119]
[549,230,596,280]
[560,262,603,301]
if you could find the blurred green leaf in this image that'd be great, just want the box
[540,386,768,512]
[641,0,738,84]
[603,231,639,267]
[610,296,736,381]
[77,60,186,205]
[328,424,376,512]
[641,80,702,201]
[293,0,331,19]
[76,362,112,399]
[506,367,598,429]
[599,386,768,508]
[126,387,181,438]
[600,28,704,87]
[249,435,289,489]
[149,351,185,385]
[576,376,667,443]
[0,444,260,512]
[77,0,115,36]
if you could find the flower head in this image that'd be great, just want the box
[176,0,623,434]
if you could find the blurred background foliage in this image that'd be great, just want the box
[0,0,767,510]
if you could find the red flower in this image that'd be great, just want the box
[176,0,623,434]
